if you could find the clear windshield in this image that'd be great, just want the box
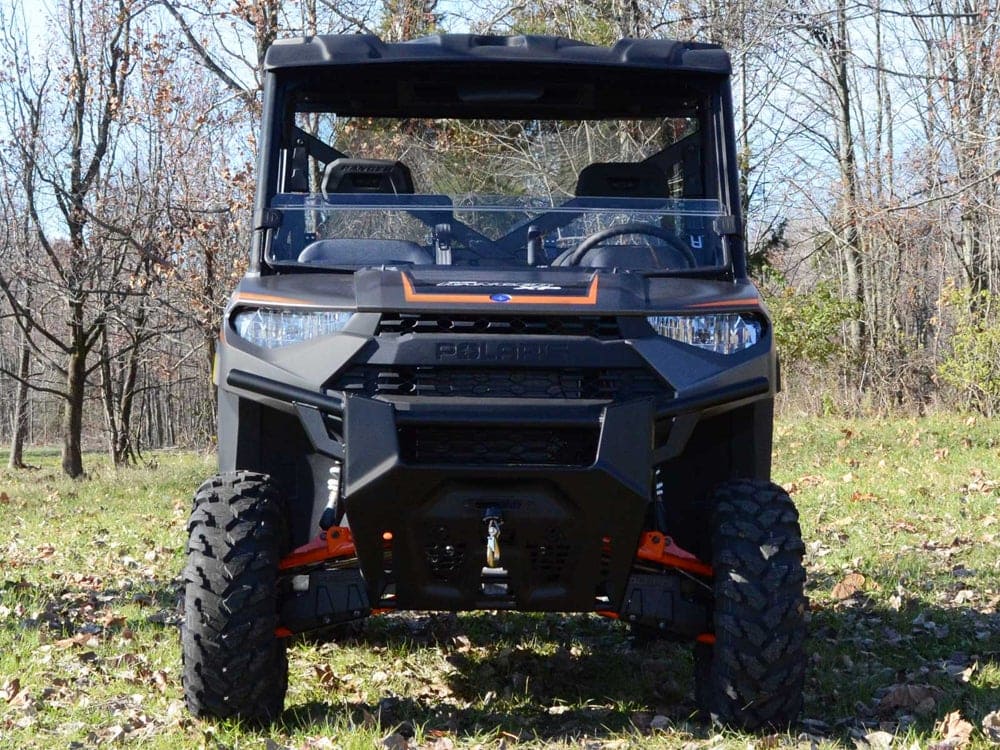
[266,115,728,272]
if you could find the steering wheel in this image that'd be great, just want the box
[556,222,698,268]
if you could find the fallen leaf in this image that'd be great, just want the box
[982,710,1000,744]
[630,711,653,731]
[98,611,126,628]
[53,633,100,650]
[0,492,9,504]
[787,474,824,494]
[851,491,879,503]
[878,684,942,716]
[313,664,340,688]
[380,732,409,750]
[833,572,866,600]
[649,715,671,731]
[151,670,170,693]
[1,678,21,703]
[859,730,895,750]
[930,710,974,750]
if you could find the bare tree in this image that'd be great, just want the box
[0,0,140,476]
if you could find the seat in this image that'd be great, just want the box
[298,239,433,265]
[574,161,668,198]
[322,158,415,195]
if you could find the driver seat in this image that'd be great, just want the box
[574,162,668,198]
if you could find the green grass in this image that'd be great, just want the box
[1,415,998,748]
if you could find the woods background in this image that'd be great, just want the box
[0,0,997,477]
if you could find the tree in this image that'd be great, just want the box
[0,0,139,476]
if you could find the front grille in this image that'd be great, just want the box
[378,313,621,339]
[425,541,466,580]
[399,425,599,466]
[528,536,572,584]
[332,365,666,400]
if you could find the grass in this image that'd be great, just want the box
[1,414,998,748]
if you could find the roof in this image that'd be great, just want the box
[264,34,731,76]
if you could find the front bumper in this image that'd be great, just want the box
[226,369,766,611]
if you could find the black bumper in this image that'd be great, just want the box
[226,369,767,612]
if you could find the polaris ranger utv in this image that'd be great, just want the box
[182,33,806,729]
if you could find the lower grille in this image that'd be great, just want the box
[528,537,571,584]
[378,313,621,338]
[332,365,667,400]
[399,425,598,466]
[425,541,466,580]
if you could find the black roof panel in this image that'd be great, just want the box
[264,34,730,75]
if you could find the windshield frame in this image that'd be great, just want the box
[251,62,744,279]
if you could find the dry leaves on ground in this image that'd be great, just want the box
[930,710,974,750]
[833,572,867,600]
[982,710,1000,744]
[877,684,942,716]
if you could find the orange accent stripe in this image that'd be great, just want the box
[233,291,315,308]
[686,297,759,309]
[696,633,716,645]
[401,275,599,305]
[596,610,620,620]
[275,626,294,638]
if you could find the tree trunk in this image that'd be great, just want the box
[62,347,86,478]
[114,334,141,465]
[833,0,865,357]
[8,329,31,469]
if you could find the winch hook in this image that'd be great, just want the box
[483,506,502,568]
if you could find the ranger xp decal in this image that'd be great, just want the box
[435,281,565,291]
[401,274,599,305]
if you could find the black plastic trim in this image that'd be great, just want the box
[227,369,345,415]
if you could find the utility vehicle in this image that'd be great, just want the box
[182,33,806,729]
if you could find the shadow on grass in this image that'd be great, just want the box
[281,612,700,741]
[801,593,1000,737]
[0,572,184,637]
[275,597,1000,742]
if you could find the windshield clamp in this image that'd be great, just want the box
[713,215,741,237]
[254,208,282,231]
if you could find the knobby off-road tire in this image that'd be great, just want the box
[182,472,289,724]
[694,479,807,729]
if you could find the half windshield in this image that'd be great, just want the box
[266,114,729,272]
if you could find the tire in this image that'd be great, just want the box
[694,479,806,729]
[181,471,289,724]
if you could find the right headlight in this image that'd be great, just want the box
[648,313,762,354]
[232,307,352,348]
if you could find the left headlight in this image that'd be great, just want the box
[232,308,352,348]
[648,313,762,354]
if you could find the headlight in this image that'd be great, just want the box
[232,308,352,348]
[648,313,761,354]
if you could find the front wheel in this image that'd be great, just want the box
[694,479,807,729]
[181,471,289,724]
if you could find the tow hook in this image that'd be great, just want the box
[483,507,503,568]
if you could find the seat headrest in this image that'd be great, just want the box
[574,162,667,198]
[323,158,415,194]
